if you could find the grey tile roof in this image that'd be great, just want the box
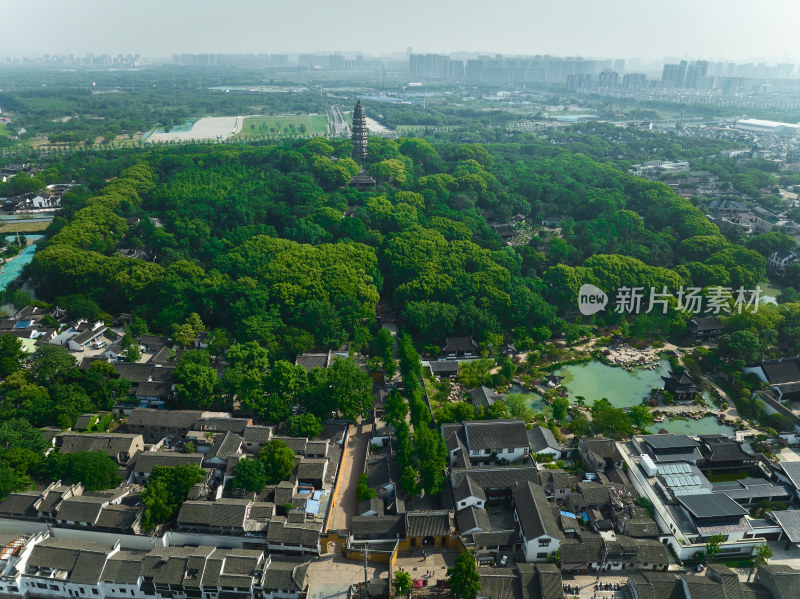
[479,570,521,599]
[778,462,800,490]
[406,510,451,538]
[699,435,754,464]
[769,510,800,543]
[73,413,100,430]
[640,434,699,450]
[297,458,327,481]
[249,501,276,521]
[69,549,111,584]
[126,408,204,430]
[580,438,622,464]
[366,455,392,488]
[197,417,251,434]
[205,432,243,461]
[243,425,273,443]
[473,529,519,548]
[101,549,148,584]
[677,493,749,519]
[134,381,173,398]
[560,535,603,565]
[454,475,487,503]
[95,504,140,531]
[464,420,529,451]
[429,360,459,375]
[350,515,405,540]
[471,386,505,410]
[28,539,82,571]
[535,563,563,599]
[272,436,308,454]
[691,316,723,333]
[273,482,295,507]
[442,422,465,453]
[451,465,540,492]
[138,334,169,348]
[569,482,611,508]
[682,577,723,599]
[36,484,72,515]
[141,546,213,585]
[756,565,800,599]
[623,518,660,537]
[261,558,310,592]
[761,358,800,385]
[306,440,329,457]
[456,506,490,533]
[177,499,251,529]
[58,432,142,462]
[706,564,743,599]
[527,426,562,453]
[0,491,40,517]
[295,353,329,371]
[55,495,109,524]
[541,470,574,490]
[113,362,156,383]
[638,572,685,599]
[512,482,564,541]
[266,517,322,546]
[636,539,670,565]
[27,537,113,577]
[133,451,204,473]
[358,497,384,515]
[442,337,478,352]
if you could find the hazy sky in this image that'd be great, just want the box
[2,0,799,62]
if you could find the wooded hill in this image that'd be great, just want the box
[27,135,771,355]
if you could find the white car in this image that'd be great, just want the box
[500,555,508,566]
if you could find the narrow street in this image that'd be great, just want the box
[328,421,370,532]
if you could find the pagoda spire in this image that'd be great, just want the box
[351,100,368,161]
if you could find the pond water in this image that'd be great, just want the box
[508,359,733,437]
[554,359,672,408]
[0,236,43,291]
[759,279,783,305]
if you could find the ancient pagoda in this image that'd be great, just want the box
[351,99,368,161]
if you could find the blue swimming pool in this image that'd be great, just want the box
[0,236,44,291]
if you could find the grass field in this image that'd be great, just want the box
[233,114,329,139]
[0,124,10,137]
[0,222,50,234]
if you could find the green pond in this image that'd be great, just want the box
[508,359,735,437]
[555,359,672,408]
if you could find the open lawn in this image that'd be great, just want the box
[234,114,329,139]
[0,124,10,137]
[0,222,50,234]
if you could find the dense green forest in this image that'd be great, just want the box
[23,132,775,357]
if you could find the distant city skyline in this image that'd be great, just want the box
[2,0,799,63]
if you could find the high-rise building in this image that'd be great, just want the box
[684,60,709,88]
[622,73,647,89]
[599,70,619,88]
[662,60,688,88]
[352,100,368,161]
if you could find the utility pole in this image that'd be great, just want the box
[362,544,370,599]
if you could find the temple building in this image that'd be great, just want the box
[352,100,368,161]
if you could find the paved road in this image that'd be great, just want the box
[329,421,369,532]
[307,552,385,599]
